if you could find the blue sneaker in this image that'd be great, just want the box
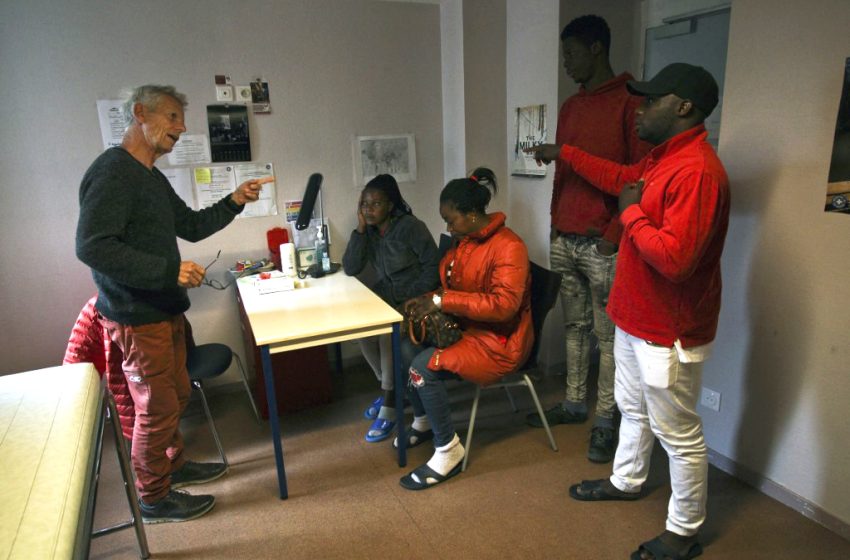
[363,395,384,420]
[365,417,396,442]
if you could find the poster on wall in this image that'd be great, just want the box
[825,57,850,213]
[207,104,252,162]
[511,104,548,177]
[353,134,416,186]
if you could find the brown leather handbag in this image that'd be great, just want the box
[406,310,462,348]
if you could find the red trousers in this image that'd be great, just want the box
[103,315,189,503]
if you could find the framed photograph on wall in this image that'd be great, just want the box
[353,134,416,186]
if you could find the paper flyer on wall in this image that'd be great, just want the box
[96,99,125,149]
[194,165,237,209]
[167,134,212,166]
[192,163,278,218]
[161,167,195,209]
[511,104,548,177]
[234,162,277,218]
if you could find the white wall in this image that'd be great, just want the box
[0,0,444,379]
[632,0,850,533]
[701,0,850,531]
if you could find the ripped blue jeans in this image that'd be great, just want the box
[402,340,461,448]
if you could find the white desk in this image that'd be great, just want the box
[236,272,405,499]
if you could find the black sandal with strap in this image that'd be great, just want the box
[569,478,641,501]
[630,532,703,560]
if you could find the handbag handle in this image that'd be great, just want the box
[407,316,427,345]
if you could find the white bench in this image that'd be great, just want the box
[0,363,148,559]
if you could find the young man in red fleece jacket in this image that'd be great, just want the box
[525,15,650,464]
[529,63,729,560]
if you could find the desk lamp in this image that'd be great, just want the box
[295,173,331,278]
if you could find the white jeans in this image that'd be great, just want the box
[610,327,708,536]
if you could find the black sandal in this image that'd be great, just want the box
[569,479,641,501]
[399,462,462,491]
[630,532,703,560]
[392,427,434,449]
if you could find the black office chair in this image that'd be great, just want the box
[186,342,258,468]
[462,261,561,471]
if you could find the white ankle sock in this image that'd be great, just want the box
[411,415,430,432]
[425,433,464,476]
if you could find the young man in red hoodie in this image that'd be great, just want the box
[529,63,729,560]
[526,15,650,464]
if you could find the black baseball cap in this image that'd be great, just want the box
[627,63,719,116]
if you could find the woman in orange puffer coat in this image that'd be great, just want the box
[398,167,532,490]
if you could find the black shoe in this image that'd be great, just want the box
[171,460,228,489]
[587,426,616,463]
[526,404,588,428]
[139,490,215,524]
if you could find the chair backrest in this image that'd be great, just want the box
[523,261,562,369]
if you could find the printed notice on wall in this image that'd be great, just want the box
[96,99,125,149]
[511,104,548,177]
[234,163,277,218]
[194,165,237,209]
[162,167,195,209]
[167,134,212,166]
[192,163,277,218]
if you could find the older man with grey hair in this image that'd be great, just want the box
[76,85,271,523]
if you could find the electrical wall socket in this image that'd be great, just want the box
[215,85,233,102]
[700,387,721,412]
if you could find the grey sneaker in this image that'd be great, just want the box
[587,426,616,463]
[139,489,215,524]
[171,460,228,489]
[526,404,588,428]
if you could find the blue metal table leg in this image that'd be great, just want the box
[392,323,407,467]
[261,345,288,499]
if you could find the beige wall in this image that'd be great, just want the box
[463,0,508,189]
[0,0,444,377]
[705,0,850,530]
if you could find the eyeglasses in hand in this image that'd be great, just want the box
[201,250,233,290]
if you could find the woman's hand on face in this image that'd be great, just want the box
[356,194,367,233]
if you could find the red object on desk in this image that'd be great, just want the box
[267,227,289,272]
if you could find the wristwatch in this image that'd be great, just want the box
[432,293,442,309]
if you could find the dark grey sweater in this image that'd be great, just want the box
[76,147,242,325]
[342,213,440,307]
